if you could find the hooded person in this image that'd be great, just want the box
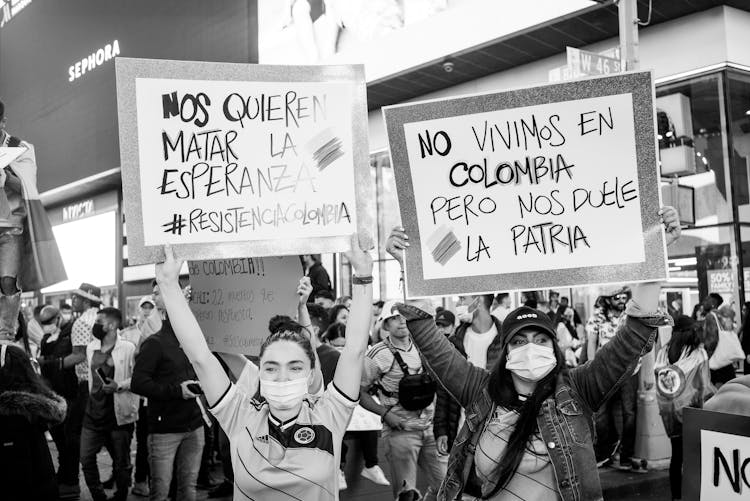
[0,343,67,501]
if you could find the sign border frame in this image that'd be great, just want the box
[116,57,373,265]
[382,70,667,298]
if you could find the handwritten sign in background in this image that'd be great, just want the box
[683,408,750,501]
[116,58,373,265]
[383,71,666,297]
[188,256,301,355]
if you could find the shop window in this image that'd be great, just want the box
[657,74,733,225]
[728,72,750,222]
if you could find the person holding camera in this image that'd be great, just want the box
[359,299,443,500]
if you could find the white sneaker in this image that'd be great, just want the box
[338,469,348,490]
[361,465,390,486]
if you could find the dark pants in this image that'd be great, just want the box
[341,430,379,469]
[198,422,213,482]
[134,401,150,483]
[595,373,638,461]
[80,424,134,501]
[218,426,233,483]
[670,435,683,499]
[61,381,89,485]
[710,364,736,386]
[49,397,78,485]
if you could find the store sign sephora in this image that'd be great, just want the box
[68,40,121,82]
[0,0,31,28]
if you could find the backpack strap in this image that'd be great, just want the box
[384,338,411,375]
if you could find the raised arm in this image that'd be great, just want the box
[386,227,489,407]
[332,234,373,400]
[296,276,324,395]
[570,206,681,412]
[155,245,229,406]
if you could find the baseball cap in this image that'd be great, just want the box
[435,310,456,327]
[501,306,557,349]
[39,305,60,325]
[139,296,155,308]
[377,300,401,324]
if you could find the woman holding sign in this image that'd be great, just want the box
[384,206,680,501]
[154,234,372,501]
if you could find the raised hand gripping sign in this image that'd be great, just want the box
[116,57,373,265]
[383,71,666,297]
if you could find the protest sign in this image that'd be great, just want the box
[188,256,301,355]
[346,405,382,432]
[0,146,26,169]
[116,57,373,265]
[683,408,750,500]
[383,71,666,297]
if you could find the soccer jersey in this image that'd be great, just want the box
[210,381,357,501]
[71,308,98,382]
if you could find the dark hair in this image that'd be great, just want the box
[33,305,45,317]
[485,340,565,496]
[322,322,346,343]
[259,330,316,368]
[373,300,384,309]
[0,99,4,121]
[59,303,72,311]
[523,298,538,309]
[306,302,330,334]
[495,293,509,303]
[668,315,702,364]
[328,305,349,325]
[0,345,56,399]
[479,294,493,310]
[268,315,293,334]
[99,307,123,329]
[708,293,724,309]
[314,290,334,301]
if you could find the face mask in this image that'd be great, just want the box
[92,323,108,341]
[260,376,309,409]
[506,343,557,382]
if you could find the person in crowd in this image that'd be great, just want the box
[554,305,582,367]
[329,303,349,326]
[314,289,336,310]
[559,297,582,328]
[302,253,333,298]
[323,321,390,489]
[79,307,139,501]
[360,299,443,500]
[586,286,641,470]
[435,310,456,338]
[691,303,705,321]
[708,304,738,386]
[131,280,209,501]
[740,301,750,374]
[58,282,103,497]
[654,315,710,501]
[26,304,45,357]
[522,293,538,310]
[306,301,330,341]
[337,295,352,309]
[491,293,512,323]
[383,205,680,500]
[0,344,67,501]
[154,235,372,499]
[59,302,74,329]
[37,305,80,494]
[546,291,560,320]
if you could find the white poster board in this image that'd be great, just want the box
[116,57,373,265]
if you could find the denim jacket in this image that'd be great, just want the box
[397,301,671,501]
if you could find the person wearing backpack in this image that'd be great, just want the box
[654,315,711,501]
[360,300,442,500]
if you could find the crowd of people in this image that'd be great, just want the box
[2,205,750,501]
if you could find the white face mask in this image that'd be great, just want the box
[456,298,479,324]
[506,343,557,382]
[260,376,309,410]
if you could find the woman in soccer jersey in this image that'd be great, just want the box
[155,235,373,500]
[384,207,681,501]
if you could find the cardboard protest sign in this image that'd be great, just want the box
[346,404,382,432]
[116,57,373,265]
[683,408,750,500]
[0,147,26,169]
[188,256,301,355]
[383,71,666,297]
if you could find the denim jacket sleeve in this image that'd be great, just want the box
[397,304,490,409]
[570,300,672,413]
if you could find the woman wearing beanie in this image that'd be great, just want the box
[383,205,681,501]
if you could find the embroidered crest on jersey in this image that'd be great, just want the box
[294,427,316,445]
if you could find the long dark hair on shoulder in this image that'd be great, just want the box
[484,341,566,498]
[0,345,55,398]
[667,315,701,365]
